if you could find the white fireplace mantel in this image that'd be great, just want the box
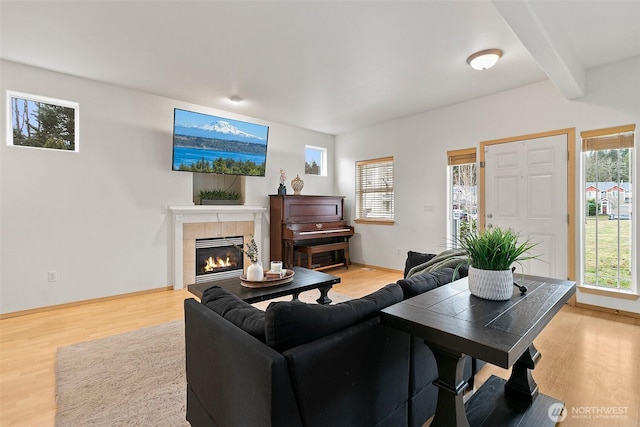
[169,205,267,289]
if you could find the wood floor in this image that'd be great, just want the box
[1,265,638,426]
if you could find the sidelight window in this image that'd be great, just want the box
[447,148,477,247]
[581,125,635,291]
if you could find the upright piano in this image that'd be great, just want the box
[270,195,354,269]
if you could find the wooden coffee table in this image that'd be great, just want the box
[381,274,575,427]
[188,266,340,305]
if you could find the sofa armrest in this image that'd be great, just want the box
[284,317,410,427]
[184,298,302,427]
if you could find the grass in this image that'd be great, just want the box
[584,215,633,289]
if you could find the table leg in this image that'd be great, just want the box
[430,345,470,427]
[505,344,541,404]
[316,285,333,305]
[292,292,300,301]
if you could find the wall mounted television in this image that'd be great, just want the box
[172,108,269,176]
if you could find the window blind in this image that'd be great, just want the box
[581,124,635,151]
[355,156,394,222]
[447,148,477,165]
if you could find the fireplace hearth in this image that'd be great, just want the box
[195,236,244,283]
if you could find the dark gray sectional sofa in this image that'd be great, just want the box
[184,252,480,427]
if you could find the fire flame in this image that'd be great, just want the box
[203,256,233,272]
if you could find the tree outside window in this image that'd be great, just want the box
[8,91,79,151]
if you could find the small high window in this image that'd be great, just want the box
[7,91,79,152]
[305,145,326,176]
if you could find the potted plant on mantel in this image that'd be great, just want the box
[457,226,539,300]
[198,189,242,205]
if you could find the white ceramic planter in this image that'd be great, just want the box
[468,266,513,301]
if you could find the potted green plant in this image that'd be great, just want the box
[198,189,242,205]
[457,226,539,300]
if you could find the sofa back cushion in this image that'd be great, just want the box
[201,286,266,342]
[265,283,403,352]
[398,268,462,299]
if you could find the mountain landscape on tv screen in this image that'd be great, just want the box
[174,120,267,145]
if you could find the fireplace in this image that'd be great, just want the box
[195,236,244,283]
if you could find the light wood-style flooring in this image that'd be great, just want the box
[1,266,638,426]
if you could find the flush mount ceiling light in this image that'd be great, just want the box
[228,95,243,103]
[466,49,503,71]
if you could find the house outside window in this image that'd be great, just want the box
[355,156,394,224]
[447,148,477,247]
[581,124,635,291]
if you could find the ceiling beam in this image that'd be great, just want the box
[492,0,585,99]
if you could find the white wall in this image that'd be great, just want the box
[0,60,334,314]
[336,57,640,313]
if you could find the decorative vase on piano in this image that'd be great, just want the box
[291,175,304,195]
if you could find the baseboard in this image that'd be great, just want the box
[574,302,640,320]
[0,286,174,319]
[349,262,403,274]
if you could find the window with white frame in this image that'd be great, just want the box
[581,124,635,291]
[355,156,394,223]
[305,145,327,176]
[7,91,79,151]
[447,148,477,247]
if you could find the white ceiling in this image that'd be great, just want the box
[1,0,639,135]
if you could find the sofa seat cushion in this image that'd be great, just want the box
[398,268,462,299]
[201,286,266,342]
[265,283,403,352]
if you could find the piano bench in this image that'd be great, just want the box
[296,241,350,270]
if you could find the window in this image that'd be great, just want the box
[305,145,326,176]
[7,91,79,151]
[581,124,635,291]
[355,156,394,224]
[447,148,477,247]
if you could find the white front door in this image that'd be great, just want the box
[483,135,568,279]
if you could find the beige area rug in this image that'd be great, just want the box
[55,290,350,426]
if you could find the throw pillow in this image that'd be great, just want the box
[404,251,436,278]
[201,286,266,342]
[265,283,403,352]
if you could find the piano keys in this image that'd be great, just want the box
[270,195,354,269]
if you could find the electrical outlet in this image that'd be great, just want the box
[396,248,402,256]
[423,205,434,212]
[160,205,168,214]
[48,271,57,282]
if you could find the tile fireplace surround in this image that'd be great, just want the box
[169,205,267,290]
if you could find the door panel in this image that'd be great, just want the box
[484,135,568,279]
[527,174,554,220]
[495,175,519,219]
